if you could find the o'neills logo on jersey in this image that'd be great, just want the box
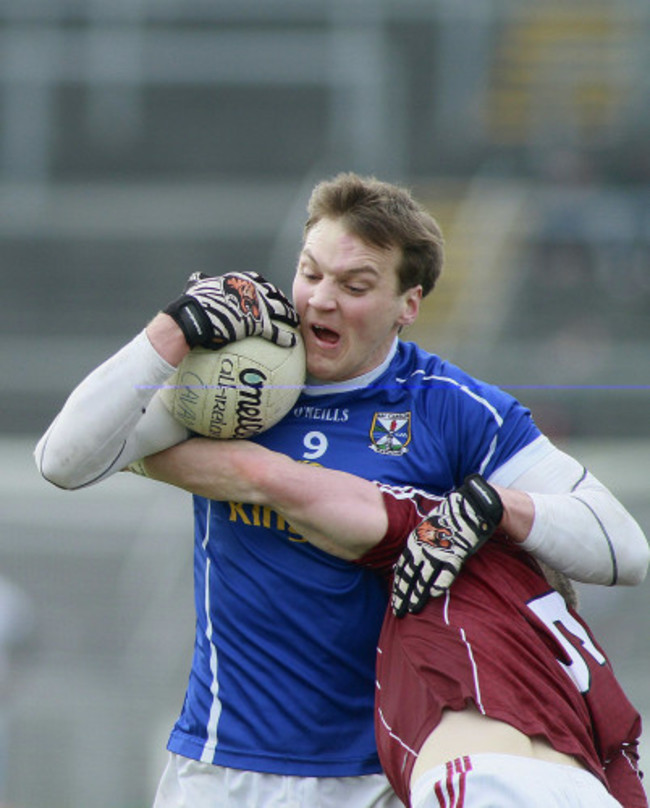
[369,411,411,456]
[292,405,349,423]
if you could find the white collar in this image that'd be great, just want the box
[303,338,399,397]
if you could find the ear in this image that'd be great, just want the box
[396,285,422,328]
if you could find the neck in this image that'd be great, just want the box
[304,338,398,396]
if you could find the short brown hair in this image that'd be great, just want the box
[304,172,444,297]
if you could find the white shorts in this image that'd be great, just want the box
[411,754,622,808]
[152,752,403,808]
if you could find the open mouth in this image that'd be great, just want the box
[312,324,340,345]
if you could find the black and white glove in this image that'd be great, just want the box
[164,271,300,349]
[391,474,503,618]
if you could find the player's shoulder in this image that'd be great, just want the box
[392,339,445,379]
[392,340,516,410]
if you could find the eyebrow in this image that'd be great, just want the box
[300,249,381,277]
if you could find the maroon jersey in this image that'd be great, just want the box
[357,488,646,808]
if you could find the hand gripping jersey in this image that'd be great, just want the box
[363,488,647,808]
[166,340,541,777]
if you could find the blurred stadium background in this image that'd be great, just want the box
[0,1,648,805]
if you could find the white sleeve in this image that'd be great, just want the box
[488,439,649,586]
[34,330,190,490]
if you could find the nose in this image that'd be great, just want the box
[308,279,337,311]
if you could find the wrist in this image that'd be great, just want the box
[163,294,213,348]
[493,485,535,543]
[146,312,192,366]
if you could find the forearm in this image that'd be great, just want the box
[523,482,648,586]
[143,438,387,559]
[143,438,275,502]
[35,324,189,490]
[490,443,649,586]
[272,464,387,559]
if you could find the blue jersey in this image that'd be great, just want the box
[166,340,541,776]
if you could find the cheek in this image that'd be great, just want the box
[291,277,307,315]
[346,298,398,336]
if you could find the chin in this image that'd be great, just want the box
[306,357,343,382]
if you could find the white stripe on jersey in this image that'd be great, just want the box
[376,704,420,761]
[373,482,443,519]
[478,435,499,477]
[395,371,505,428]
[374,482,436,500]
[375,646,420,775]
[459,627,485,716]
[200,502,222,762]
[395,371,507,475]
[442,592,485,716]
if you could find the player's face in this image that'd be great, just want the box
[293,217,421,382]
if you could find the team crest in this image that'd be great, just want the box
[369,412,411,456]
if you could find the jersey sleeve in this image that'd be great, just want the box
[355,486,444,576]
[418,360,542,485]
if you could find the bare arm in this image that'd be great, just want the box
[492,486,534,540]
[142,434,648,588]
[146,312,191,364]
[142,438,388,560]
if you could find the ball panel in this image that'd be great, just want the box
[159,333,305,439]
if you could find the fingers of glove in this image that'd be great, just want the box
[427,562,462,597]
[406,572,433,614]
[257,284,300,329]
[407,549,451,611]
[210,272,300,341]
[400,556,445,614]
[267,323,298,349]
[245,275,300,334]
[391,552,421,618]
[180,271,299,335]
[392,548,448,616]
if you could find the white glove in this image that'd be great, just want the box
[391,475,503,617]
[164,271,299,349]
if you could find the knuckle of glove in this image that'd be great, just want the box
[237,270,266,284]
[230,272,300,333]
[182,271,208,292]
[186,277,226,304]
